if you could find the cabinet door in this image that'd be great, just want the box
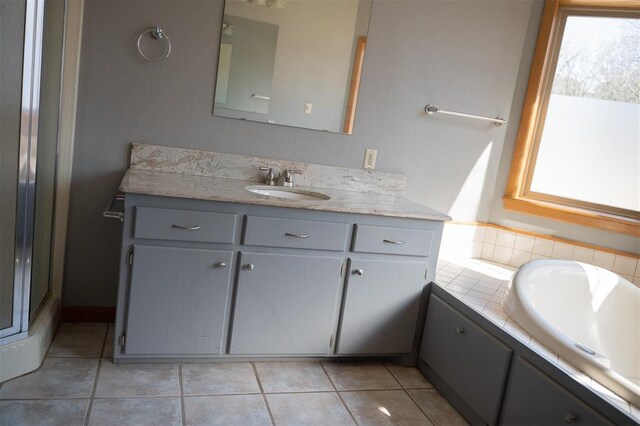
[421,294,512,425]
[500,357,608,426]
[230,252,343,355]
[337,258,426,355]
[125,245,233,355]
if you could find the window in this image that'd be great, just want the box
[504,0,640,236]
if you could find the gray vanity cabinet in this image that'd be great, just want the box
[500,357,608,426]
[229,252,344,355]
[124,245,234,355]
[421,294,512,425]
[337,258,427,355]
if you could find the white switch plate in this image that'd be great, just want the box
[304,103,312,114]
[363,148,377,170]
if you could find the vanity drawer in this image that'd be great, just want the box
[352,224,433,257]
[134,207,236,243]
[243,216,349,251]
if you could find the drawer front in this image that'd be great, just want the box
[243,216,349,251]
[500,357,608,426]
[352,224,433,256]
[134,207,236,243]
[421,294,512,425]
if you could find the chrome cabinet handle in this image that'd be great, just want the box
[172,224,201,230]
[243,264,255,271]
[455,327,465,335]
[352,269,364,276]
[285,232,310,238]
[214,262,226,268]
[383,239,405,245]
[563,414,576,423]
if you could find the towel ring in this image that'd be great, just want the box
[137,27,171,62]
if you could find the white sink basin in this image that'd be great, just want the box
[245,185,331,201]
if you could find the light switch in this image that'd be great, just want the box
[304,103,312,114]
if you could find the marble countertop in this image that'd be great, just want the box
[119,169,451,221]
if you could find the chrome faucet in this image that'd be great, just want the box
[259,166,302,187]
[276,169,302,187]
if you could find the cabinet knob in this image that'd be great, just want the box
[563,413,576,423]
[243,264,255,271]
[455,327,465,335]
[214,262,226,268]
[352,269,364,276]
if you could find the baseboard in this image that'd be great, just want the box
[61,306,116,323]
[0,296,60,383]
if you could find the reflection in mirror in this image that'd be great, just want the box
[213,0,372,134]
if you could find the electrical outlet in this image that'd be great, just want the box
[304,103,312,114]
[363,148,377,170]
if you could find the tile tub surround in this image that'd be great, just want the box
[130,143,407,196]
[0,323,467,426]
[440,222,640,287]
[434,257,640,423]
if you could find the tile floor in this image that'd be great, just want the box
[0,323,468,425]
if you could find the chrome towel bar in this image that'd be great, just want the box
[103,193,125,222]
[425,104,506,127]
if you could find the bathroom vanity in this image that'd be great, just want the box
[111,144,450,362]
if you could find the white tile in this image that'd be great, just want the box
[467,289,493,301]
[470,241,483,258]
[504,319,531,344]
[590,380,630,413]
[530,253,550,261]
[593,251,615,270]
[636,260,640,277]
[513,234,534,252]
[633,276,640,286]
[571,246,595,264]
[510,249,531,268]
[480,243,495,261]
[612,255,638,276]
[532,238,553,256]
[558,358,591,387]
[620,273,634,282]
[492,246,513,265]
[471,226,486,242]
[459,269,483,279]
[529,338,559,364]
[484,227,497,244]
[551,242,574,260]
[495,230,516,248]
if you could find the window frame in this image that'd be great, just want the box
[503,0,640,237]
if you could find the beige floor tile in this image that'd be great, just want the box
[0,399,89,426]
[0,358,98,399]
[181,363,260,396]
[94,361,179,398]
[322,362,401,391]
[256,361,333,393]
[102,326,114,358]
[266,392,355,426]
[47,324,107,357]
[384,363,434,389]
[184,394,272,425]
[88,397,181,426]
[340,390,432,425]
[408,389,468,426]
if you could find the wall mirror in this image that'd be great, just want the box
[213,0,372,134]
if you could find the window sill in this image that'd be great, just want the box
[503,196,640,237]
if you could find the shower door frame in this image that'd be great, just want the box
[1,0,47,342]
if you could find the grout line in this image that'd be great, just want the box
[251,363,276,426]
[178,364,186,426]
[404,387,437,426]
[319,362,358,425]
[84,358,103,426]
[381,362,404,389]
[99,324,109,359]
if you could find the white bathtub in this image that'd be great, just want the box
[503,259,640,407]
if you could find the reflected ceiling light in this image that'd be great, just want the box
[378,407,391,417]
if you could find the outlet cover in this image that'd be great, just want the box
[304,103,312,114]
[363,148,377,170]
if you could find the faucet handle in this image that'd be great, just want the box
[259,166,277,186]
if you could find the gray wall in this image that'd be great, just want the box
[64,0,637,308]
